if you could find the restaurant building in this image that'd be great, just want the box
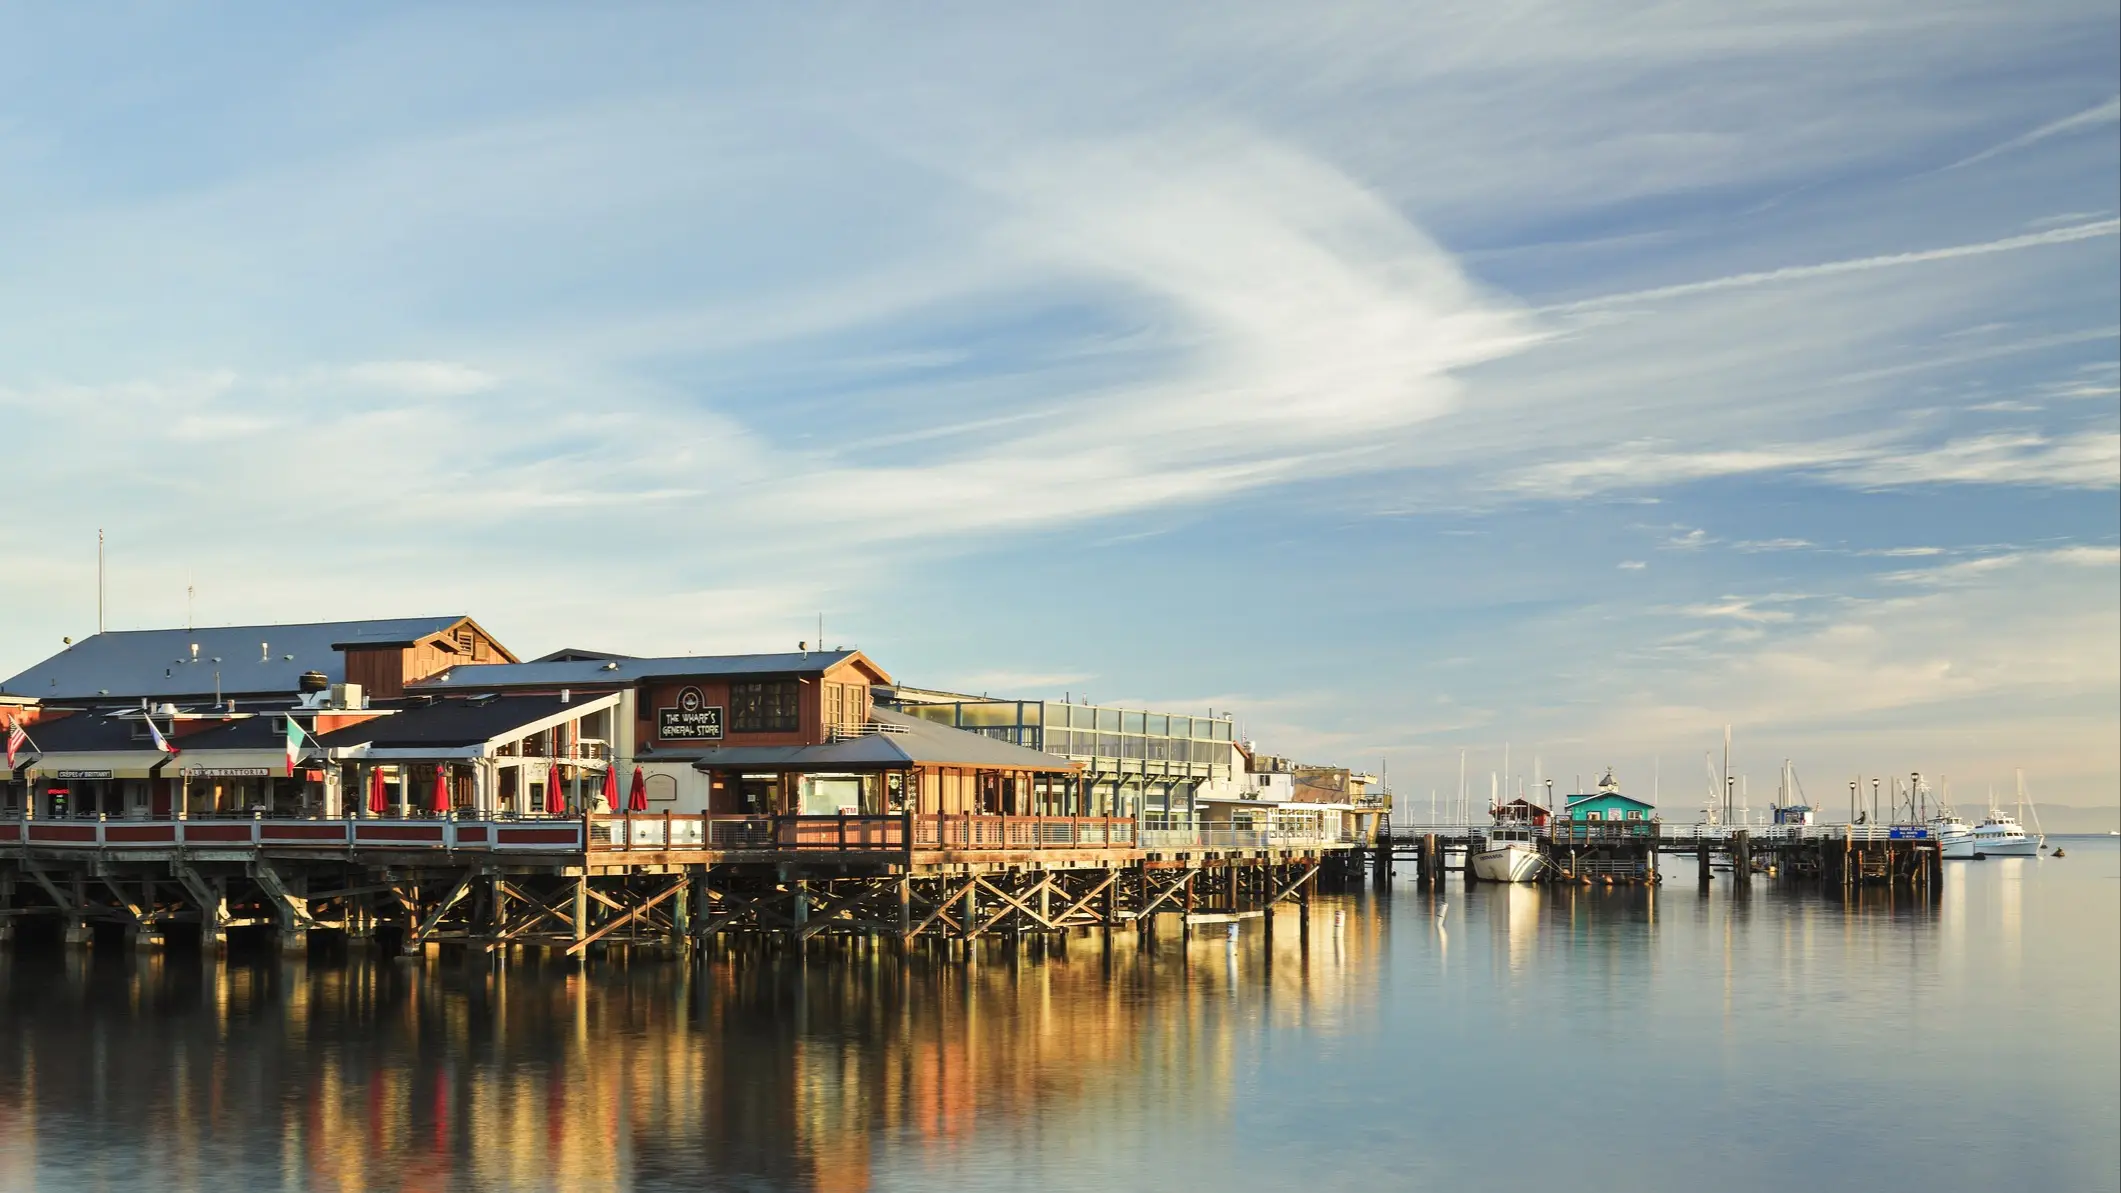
[0,615,515,709]
[409,649,1081,818]
[879,687,1235,822]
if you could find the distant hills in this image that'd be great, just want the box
[2022,803,2121,835]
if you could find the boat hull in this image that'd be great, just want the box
[1937,834,1975,860]
[1973,835,2040,857]
[1472,843,1544,883]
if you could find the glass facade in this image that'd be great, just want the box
[897,699,1234,779]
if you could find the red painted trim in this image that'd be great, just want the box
[104,825,180,844]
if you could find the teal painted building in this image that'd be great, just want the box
[1563,770,1656,828]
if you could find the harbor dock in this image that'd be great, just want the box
[1368,821,1945,892]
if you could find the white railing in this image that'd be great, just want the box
[826,721,910,742]
[1139,826,1356,850]
[1387,822,1933,845]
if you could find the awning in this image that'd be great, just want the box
[26,751,167,781]
[174,749,300,778]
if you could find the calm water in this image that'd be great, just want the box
[2,842,2115,1193]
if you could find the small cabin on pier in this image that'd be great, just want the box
[1563,771,1656,833]
[1491,797,1552,827]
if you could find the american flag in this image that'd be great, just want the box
[4,718,26,768]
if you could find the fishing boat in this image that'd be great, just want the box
[1474,797,1548,883]
[1472,823,1545,882]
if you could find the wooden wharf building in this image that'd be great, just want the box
[1,618,1358,955]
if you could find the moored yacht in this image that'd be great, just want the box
[1972,810,2040,857]
[1972,770,2046,857]
[1927,811,1976,859]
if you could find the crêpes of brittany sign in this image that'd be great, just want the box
[659,686,724,740]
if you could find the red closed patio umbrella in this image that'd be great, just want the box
[367,766,387,816]
[627,767,648,813]
[431,765,450,815]
[602,765,618,813]
[545,763,565,816]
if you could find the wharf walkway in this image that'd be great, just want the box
[1367,821,1945,891]
[0,811,1363,956]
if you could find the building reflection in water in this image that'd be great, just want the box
[0,901,1381,1193]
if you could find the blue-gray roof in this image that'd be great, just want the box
[1,616,473,703]
[413,650,882,689]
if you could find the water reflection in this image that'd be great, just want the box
[2,851,2112,1193]
[0,904,1382,1193]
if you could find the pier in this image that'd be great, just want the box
[1365,822,1944,892]
[0,810,1354,956]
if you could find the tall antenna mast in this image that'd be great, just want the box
[97,528,105,634]
[187,571,195,632]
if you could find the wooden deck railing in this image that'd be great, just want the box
[586,813,1138,852]
[0,811,1193,855]
[0,814,584,852]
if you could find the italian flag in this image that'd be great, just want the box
[285,715,303,776]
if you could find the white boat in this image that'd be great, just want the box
[1973,811,2040,857]
[1472,824,1545,883]
[1927,812,1976,859]
[1972,770,2046,857]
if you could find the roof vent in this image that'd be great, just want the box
[601,662,620,671]
[298,671,330,693]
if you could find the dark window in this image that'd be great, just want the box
[731,680,800,733]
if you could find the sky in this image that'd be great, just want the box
[1,3,2115,811]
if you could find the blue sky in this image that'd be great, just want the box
[2,4,2115,808]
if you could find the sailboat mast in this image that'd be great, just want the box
[1722,725,1733,826]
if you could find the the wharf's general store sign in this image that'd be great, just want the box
[658,687,724,740]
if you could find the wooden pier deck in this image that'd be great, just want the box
[1362,822,1945,893]
[0,811,1359,956]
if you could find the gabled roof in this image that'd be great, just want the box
[166,714,292,751]
[10,711,140,753]
[412,649,891,690]
[0,616,484,703]
[529,647,633,663]
[683,706,1077,772]
[314,693,616,751]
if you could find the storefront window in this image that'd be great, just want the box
[799,774,864,815]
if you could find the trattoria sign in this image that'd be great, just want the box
[657,686,725,740]
[182,767,273,778]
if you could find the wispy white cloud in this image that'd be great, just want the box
[1878,544,2121,585]
[1678,598,1796,623]
[1947,95,2121,170]
[1503,429,2120,497]
[1541,220,2119,314]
